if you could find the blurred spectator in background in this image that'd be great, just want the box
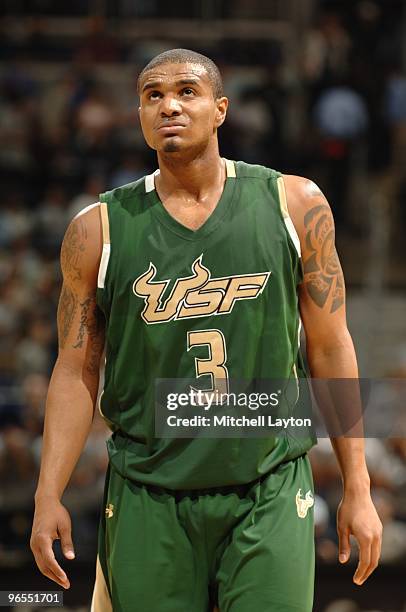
[227,86,273,163]
[313,82,368,228]
[14,317,54,378]
[74,84,116,146]
[0,191,33,248]
[110,149,149,188]
[35,185,70,253]
[303,10,352,98]
[74,16,122,64]
[67,174,106,219]
[371,489,406,564]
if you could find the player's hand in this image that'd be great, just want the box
[30,496,75,589]
[336,488,382,586]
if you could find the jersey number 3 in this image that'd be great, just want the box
[187,329,229,396]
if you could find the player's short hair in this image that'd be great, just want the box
[137,48,224,99]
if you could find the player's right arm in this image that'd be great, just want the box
[30,203,104,590]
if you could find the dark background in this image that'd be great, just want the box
[0,1,405,610]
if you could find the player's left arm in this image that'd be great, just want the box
[283,174,383,586]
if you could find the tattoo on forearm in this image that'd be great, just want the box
[61,219,87,282]
[303,204,344,313]
[57,284,78,348]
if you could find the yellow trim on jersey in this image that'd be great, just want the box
[277,175,289,219]
[97,202,111,290]
[276,176,301,257]
[100,201,110,245]
[224,158,236,178]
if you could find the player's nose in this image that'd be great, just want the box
[160,94,182,116]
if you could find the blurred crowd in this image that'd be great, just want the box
[0,2,405,609]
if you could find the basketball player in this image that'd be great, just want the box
[30,50,382,611]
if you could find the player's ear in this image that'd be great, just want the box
[214,96,228,129]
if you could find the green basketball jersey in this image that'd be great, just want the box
[96,159,316,489]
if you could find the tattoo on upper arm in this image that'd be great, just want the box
[57,284,78,349]
[73,295,93,349]
[73,292,105,375]
[61,218,87,282]
[58,217,104,373]
[87,308,105,376]
[303,204,344,313]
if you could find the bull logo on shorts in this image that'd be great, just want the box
[133,255,271,324]
[105,504,114,518]
[295,489,314,518]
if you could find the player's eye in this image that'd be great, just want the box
[181,88,195,96]
[148,91,162,100]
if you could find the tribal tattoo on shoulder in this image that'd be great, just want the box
[303,204,344,313]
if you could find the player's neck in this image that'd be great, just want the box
[156,148,225,201]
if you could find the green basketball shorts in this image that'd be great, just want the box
[91,454,315,612]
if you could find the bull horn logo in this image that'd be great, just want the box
[105,503,114,519]
[295,489,314,518]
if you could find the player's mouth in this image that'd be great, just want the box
[156,123,186,135]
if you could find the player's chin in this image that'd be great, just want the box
[164,143,182,153]
[158,136,185,154]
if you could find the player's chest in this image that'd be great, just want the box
[159,194,222,231]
